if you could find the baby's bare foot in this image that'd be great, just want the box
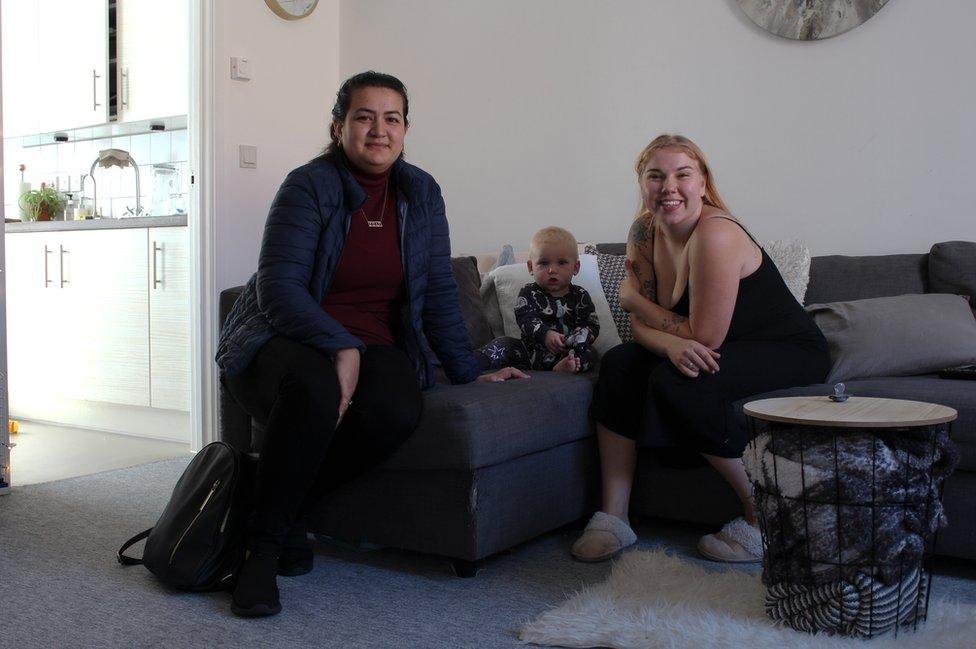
[553,355,580,373]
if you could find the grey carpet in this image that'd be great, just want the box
[1,458,974,649]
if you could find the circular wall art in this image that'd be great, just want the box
[737,0,889,40]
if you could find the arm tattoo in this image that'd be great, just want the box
[628,217,651,246]
[660,314,687,334]
[642,280,657,303]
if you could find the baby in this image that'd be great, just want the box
[477,226,599,373]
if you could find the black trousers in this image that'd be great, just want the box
[590,340,829,458]
[225,336,422,555]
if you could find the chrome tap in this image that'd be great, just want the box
[89,148,144,218]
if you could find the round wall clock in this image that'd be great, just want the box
[736,0,889,40]
[265,0,319,21]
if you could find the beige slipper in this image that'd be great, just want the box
[697,517,763,563]
[571,512,637,562]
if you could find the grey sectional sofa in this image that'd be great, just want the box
[219,240,976,574]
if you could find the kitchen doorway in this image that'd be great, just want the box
[0,0,208,487]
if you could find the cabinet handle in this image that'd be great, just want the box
[121,68,130,109]
[92,69,101,110]
[43,245,53,288]
[59,245,69,287]
[152,242,163,288]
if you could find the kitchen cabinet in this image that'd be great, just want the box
[1,0,42,137]
[5,229,149,407]
[1,0,188,138]
[57,228,151,406]
[36,0,110,133]
[116,0,189,123]
[5,225,189,417]
[4,232,63,396]
[148,226,190,411]
[1,0,108,136]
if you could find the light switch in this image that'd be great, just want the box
[231,57,251,81]
[239,145,257,169]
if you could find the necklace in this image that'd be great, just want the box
[360,181,389,228]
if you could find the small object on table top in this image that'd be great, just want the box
[744,395,957,428]
[828,382,850,402]
[939,364,976,380]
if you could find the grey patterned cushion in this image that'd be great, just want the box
[596,252,633,343]
[585,244,633,342]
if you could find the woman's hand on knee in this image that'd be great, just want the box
[478,366,530,383]
[335,348,360,423]
[665,338,720,378]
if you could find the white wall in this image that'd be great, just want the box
[211,0,339,291]
[339,0,976,256]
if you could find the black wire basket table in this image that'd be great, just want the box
[743,396,958,639]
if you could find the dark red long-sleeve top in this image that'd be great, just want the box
[321,166,404,346]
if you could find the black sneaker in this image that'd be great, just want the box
[231,552,281,617]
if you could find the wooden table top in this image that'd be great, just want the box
[743,396,958,428]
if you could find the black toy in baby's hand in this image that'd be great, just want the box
[565,327,591,358]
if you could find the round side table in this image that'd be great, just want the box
[742,396,957,638]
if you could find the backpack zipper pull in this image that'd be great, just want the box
[200,479,220,511]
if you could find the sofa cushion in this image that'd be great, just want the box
[382,371,596,471]
[762,239,811,304]
[593,251,634,343]
[451,256,492,348]
[805,254,927,305]
[929,241,976,316]
[740,376,976,472]
[807,293,976,383]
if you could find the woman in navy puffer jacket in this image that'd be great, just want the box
[217,71,526,617]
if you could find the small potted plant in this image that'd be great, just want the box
[18,183,67,221]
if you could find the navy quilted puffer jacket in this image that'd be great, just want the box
[216,154,481,390]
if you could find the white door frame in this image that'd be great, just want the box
[0,13,9,493]
[188,0,217,451]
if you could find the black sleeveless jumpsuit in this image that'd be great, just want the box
[590,219,830,458]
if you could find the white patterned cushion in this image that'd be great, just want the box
[761,239,811,304]
[480,254,622,356]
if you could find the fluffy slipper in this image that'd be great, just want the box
[697,517,763,563]
[571,512,637,562]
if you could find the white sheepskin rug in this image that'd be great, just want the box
[519,550,976,649]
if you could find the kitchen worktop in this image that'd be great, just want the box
[5,214,188,232]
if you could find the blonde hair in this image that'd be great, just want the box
[530,226,578,260]
[633,134,732,219]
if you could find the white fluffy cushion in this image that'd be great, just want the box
[480,254,622,356]
[762,239,811,304]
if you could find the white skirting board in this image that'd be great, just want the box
[10,397,190,443]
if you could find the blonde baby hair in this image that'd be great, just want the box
[529,226,579,260]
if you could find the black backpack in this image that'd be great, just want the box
[118,441,254,591]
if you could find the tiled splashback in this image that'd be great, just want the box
[4,129,189,220]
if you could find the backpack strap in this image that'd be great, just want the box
[117,528,152,566]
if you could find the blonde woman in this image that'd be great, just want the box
[573,135,829,563]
